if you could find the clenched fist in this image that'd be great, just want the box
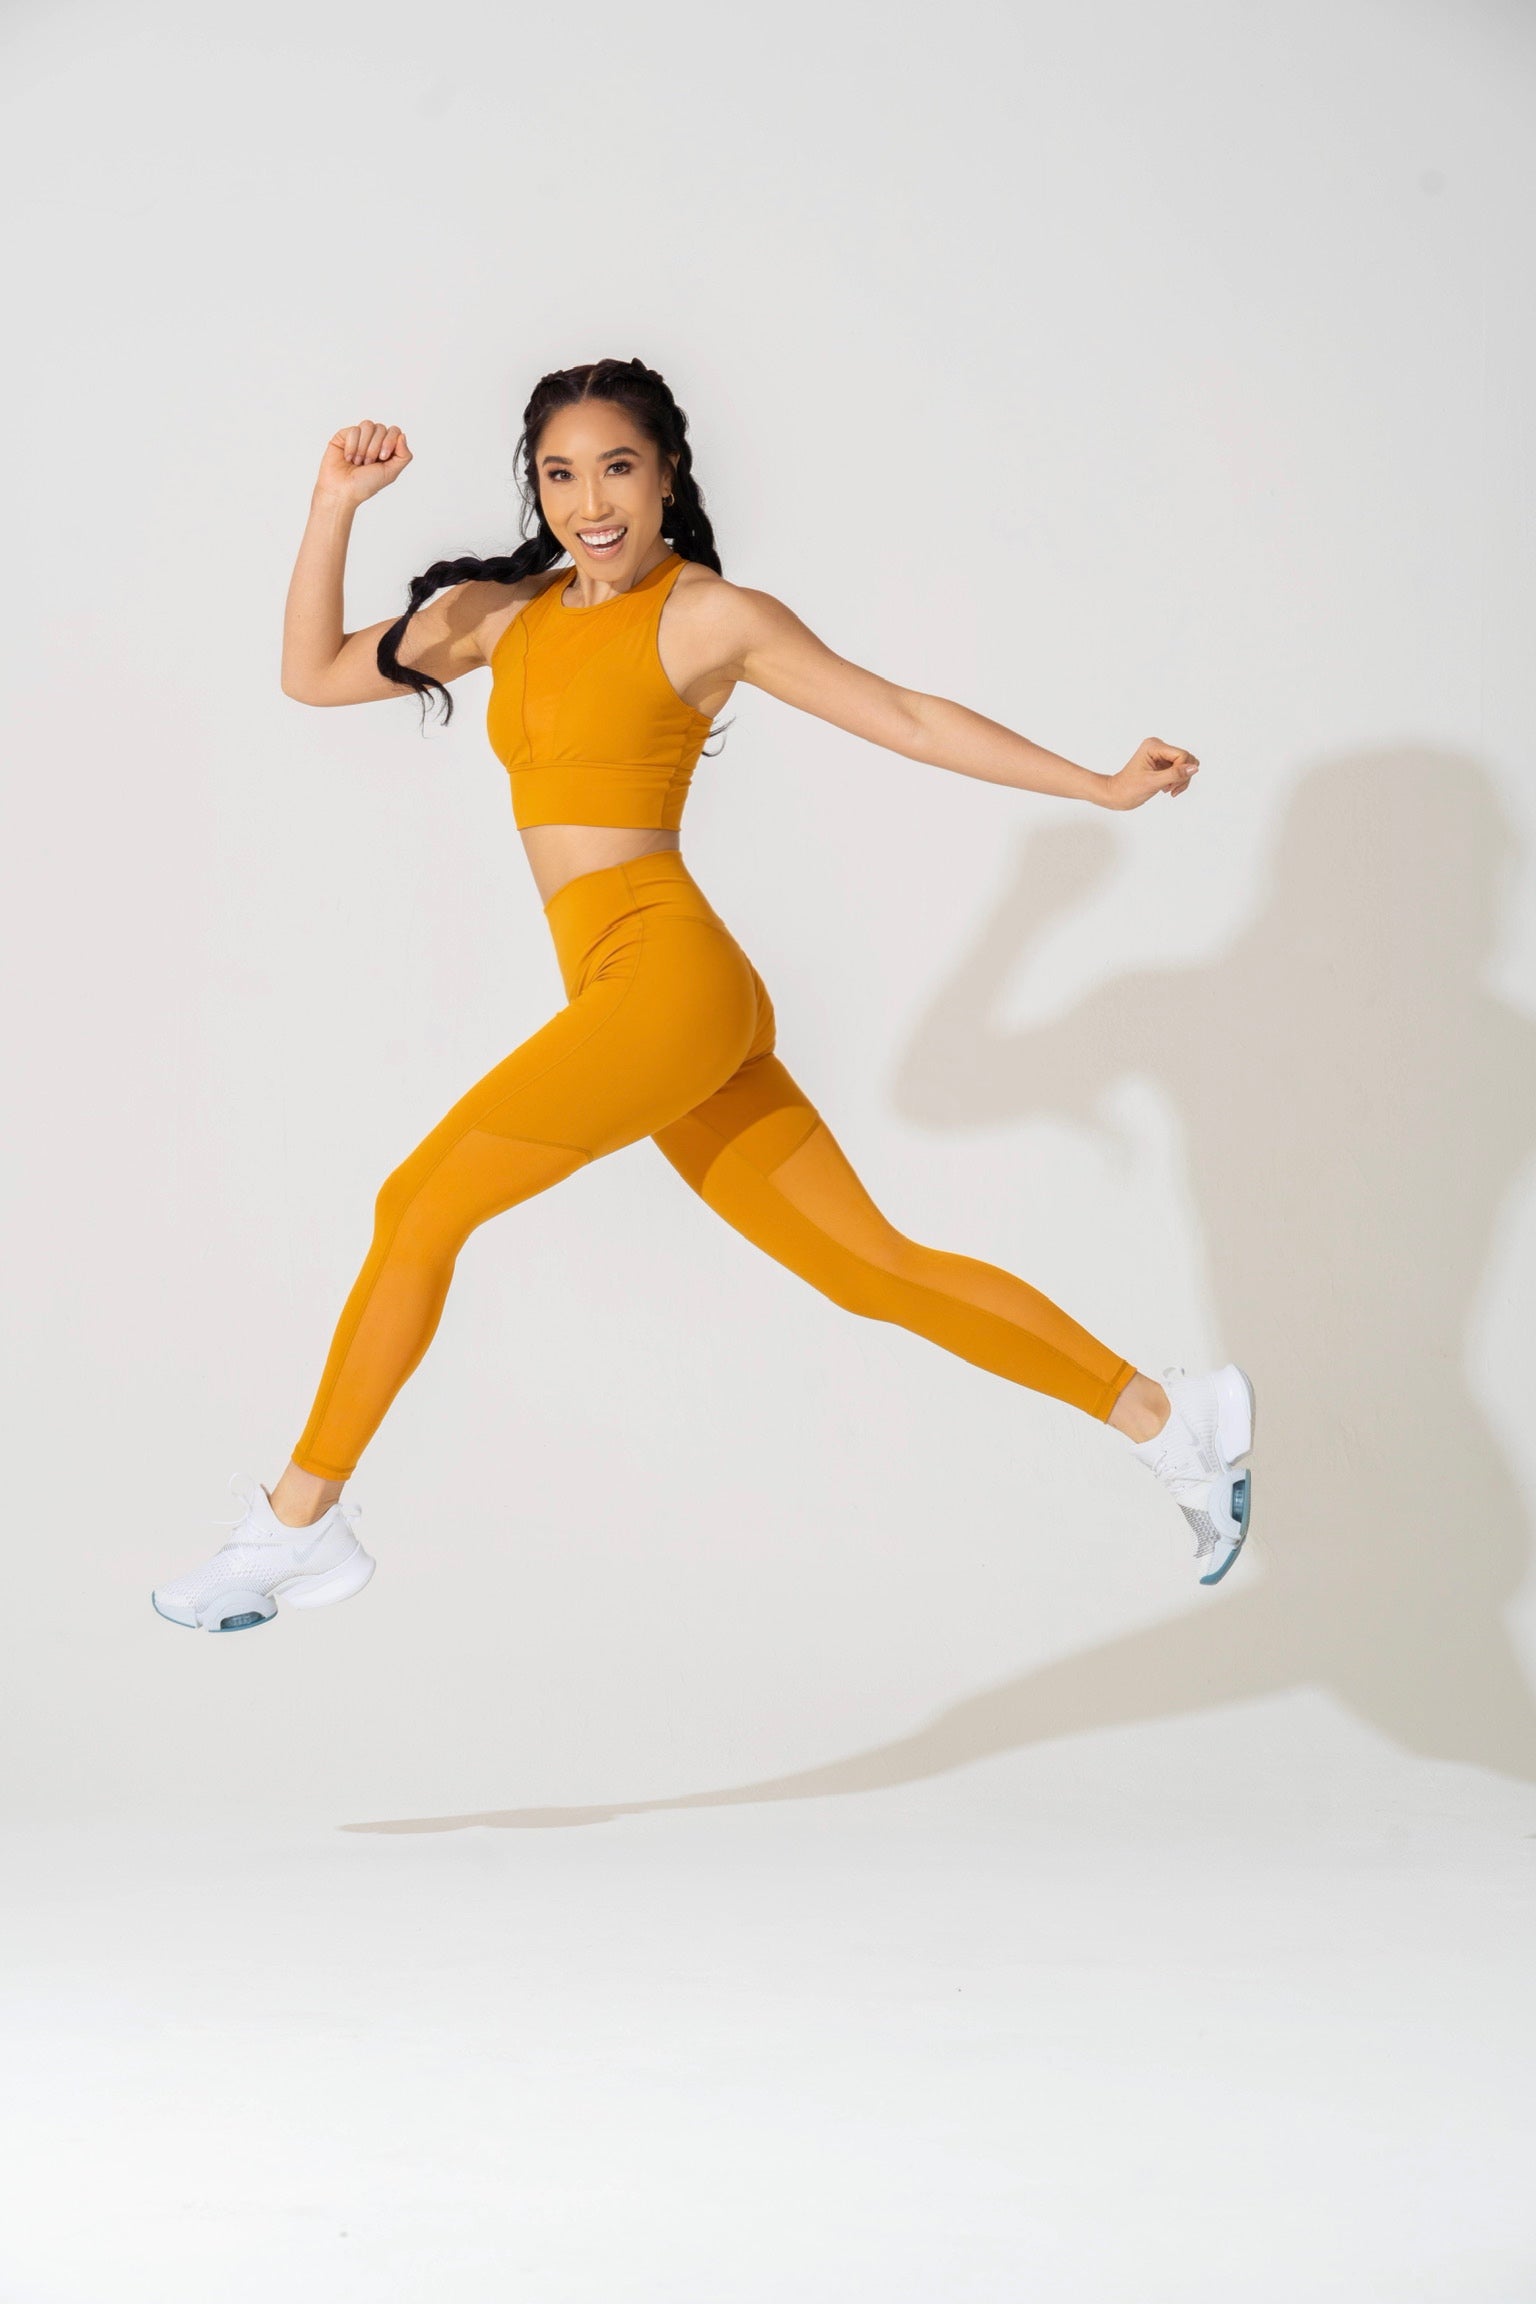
[314,418,413,508]
[1102,737,1200,810]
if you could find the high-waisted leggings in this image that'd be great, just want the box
[290,851,1137,1480]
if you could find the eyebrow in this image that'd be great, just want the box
[539,443,643,466]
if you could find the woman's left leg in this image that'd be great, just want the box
[651,979,1138,1422]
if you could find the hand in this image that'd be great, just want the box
[313,418,413,508]
[1101,737,1199,810]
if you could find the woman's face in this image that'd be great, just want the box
[534,400,675,576]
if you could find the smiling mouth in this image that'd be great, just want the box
[576,526,627,555]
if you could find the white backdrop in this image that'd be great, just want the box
[3,0,1534,1833]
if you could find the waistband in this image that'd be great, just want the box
[542,848,729,973]
[540,845,699,918]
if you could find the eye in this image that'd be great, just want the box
[607,460,633,475]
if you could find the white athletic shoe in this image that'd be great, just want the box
[1126,1363,1255,1585]
[152,1471,375,1633]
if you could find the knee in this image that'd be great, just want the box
[366,1160,474,1277]
[370,1151,452,1250]
[840,1225,940,1318]
[815,1229,922,1319]
[372,1160,417,1232]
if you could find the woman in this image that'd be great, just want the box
[152,357,1254,1636]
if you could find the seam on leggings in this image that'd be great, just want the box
[608,869,740,955]
[301,921,649,1450]
[1088,1358,1140,1422]
[475,908,651,1130]
[755,1106,822,1176]
[300,1116,595,1452]
[680,1099,820,1172]
[391,920,650,1224]
[706,1135,1125,1410]
[685,912,750,959]
[842,1251,1123,1411]
[464,1127,596,1161]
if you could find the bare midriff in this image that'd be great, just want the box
[520,823,683,909]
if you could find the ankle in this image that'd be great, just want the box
[268,1464,345,1529]
[1108,1373,1170,1444]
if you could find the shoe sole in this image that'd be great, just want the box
[1198,1469,1252,1585]
[151,1543,375,1633]
[1214,1363,1256,1464]
[283,1543,376,1611]
[1206,1363,1256,1583]
[151,1589,274,1633]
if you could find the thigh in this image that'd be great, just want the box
[403,915,763,1183]
[654,1037,924,1311]
[651,947,826,1194]
[650,954,941,1271]
[654,1038,892,1239]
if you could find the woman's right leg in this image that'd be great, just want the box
[286,859,761,1488]
[275,1095,591,1519]
[286,1090,591,1486]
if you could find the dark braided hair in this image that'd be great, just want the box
[377,357,728,747]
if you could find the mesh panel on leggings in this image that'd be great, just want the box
[292,1130,588,1480]
[652,1054,1135,1421]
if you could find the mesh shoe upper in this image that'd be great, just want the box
[1130,1369,1230,1497]
[1127,1366,1247,1565]
[154,1475,365,1608]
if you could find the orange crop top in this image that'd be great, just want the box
[485,548,715,831]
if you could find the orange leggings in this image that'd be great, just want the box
[291,851,1137,1480]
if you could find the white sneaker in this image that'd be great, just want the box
[152,1472,375,1633]
[1126,1363,1255,1585]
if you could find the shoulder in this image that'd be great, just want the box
[669,559,746,611]
[666,561,787,652]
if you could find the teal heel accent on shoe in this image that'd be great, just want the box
[1199,1471,1252,1585]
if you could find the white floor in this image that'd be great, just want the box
[3,1696,1534,2304]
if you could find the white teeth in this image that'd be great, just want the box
[579,528,624,545]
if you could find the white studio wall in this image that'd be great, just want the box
[5,9,1536,2301]
[2,0,1533,1826]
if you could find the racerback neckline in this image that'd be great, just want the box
[554,548,682,613]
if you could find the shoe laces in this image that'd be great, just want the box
[208,1470,364,1551]
[1134,1367,1205,1494]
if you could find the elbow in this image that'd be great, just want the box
[894,688,933,758]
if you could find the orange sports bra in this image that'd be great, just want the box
[485,548,715,832]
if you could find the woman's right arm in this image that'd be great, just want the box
[280,418,490,707]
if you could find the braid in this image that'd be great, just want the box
[375,541,555,724]
[380,356,729,751]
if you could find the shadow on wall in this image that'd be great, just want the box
[346,747,1536,1832]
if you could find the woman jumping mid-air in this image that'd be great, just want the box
[153,356,1255,1635]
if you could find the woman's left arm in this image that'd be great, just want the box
[717,584,1199,813]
